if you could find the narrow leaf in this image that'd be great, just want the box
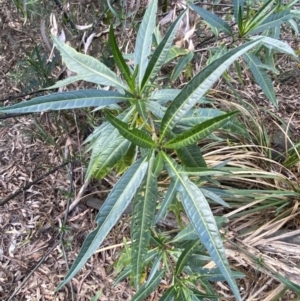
[131,270,164,301]
[162,153,241,301]
[85,109,134,179]
[255,35,297,57]
[136,100,148,122]
[234,0,243,21]
[109,25,135,90]
[164,111,238,149]
[200,188,230,207]
[134,0,158,87]
[171,51,194,82]
[105,110,156,148]
[153,151,164,177]
[0,90,127,114]
[159,38,262,141]
[52,36,129,91]
[177,144,207,168]
[57,157,148,290]
[93,135,131,179]
[115,143,137,175]
[245,0,276,33]
[243,53,276,106]
[131,153,158,288]
[180,167,230,176]
[171,216,229,243]
[175,240,199,275]
[150,89,180,102]
[191,4,232,36]
[141,9,187,90]
[248,10,291,34]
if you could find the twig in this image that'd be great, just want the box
[58,160,75,300]
[6,240,59,301]
[0,161,70,206]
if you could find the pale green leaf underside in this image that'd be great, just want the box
[85,110,134,179]
[150,89,181,101]
[93,136,130,180]
[57,157,148,290]
[162,153,241,301]
[180,167,230,176]
[160,38,262,141]
[52,36,129,91]
[255,36,297,57]
[0,90,127,114]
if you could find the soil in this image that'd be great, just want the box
[1,1,300,301]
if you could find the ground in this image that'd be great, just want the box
[1,1,300,301]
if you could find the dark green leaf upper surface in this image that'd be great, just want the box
[164,111,239,149]
[105,110,156,148]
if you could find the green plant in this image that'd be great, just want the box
[191,0,298,106]
[1,1,299,300]
[10,44,58,93]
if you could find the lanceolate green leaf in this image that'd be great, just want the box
[51,36,129,92]
[141,9,187,90]
[154,177,179,225]
[256,36,297,57]
[176,144,207,168]
[136,100,148,122]
[109,25,135,91]
[105,110,156,148]
[175,240,199,275]
[0,90,127,114]
[93,135,131,179]
[115,142,137,175]
[180,167,230,176]
[134,0,158,88]
[131,270,164,301]
[162,153,241,301]
[233,0,243,22]
[200,188,230,207]
[171,216,228,243]
[57,157,148,290]
[131,153,158,288]
[243,53,276,106]
[153,151,164,177]
[245,0,276,33]
[171,51,194,82]
[114,249,159,285]
[150,89,180,102]
[85,109,134,180]
[164,111,239,149]
[248,10,291,34]
[146,101,166,119]
[159,38,262,141]
[191,4,232,36]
